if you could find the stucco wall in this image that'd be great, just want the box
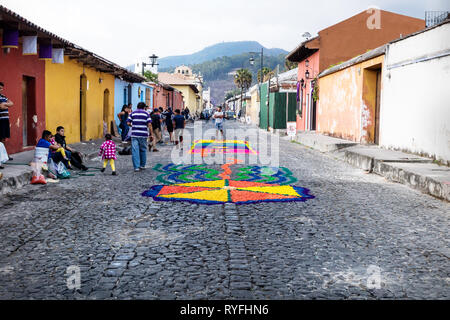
[45,57,115,144]
[380,23,450,163]
[318,55,384,142]
[248,87,260,126]
[0,36,46,154]
[172,85,197,113]
[114,79,153,128]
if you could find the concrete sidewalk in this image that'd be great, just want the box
[288,132,450,202]
[0,137,126,196]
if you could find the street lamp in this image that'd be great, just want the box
[305,70,310,80]
[150,54,159,67]
[249,48,264,85]
[142,54,159,76]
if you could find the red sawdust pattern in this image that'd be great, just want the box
[157,186,215,196]
[229,181,275,188]
[230,190,299,202]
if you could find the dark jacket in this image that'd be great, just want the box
[54,133,67,149]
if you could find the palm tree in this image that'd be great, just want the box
[257,67,272,83]
[234,68,252,118]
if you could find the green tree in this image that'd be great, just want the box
[234,69,252,116]
[257,67,272,83]
[225,89,241,100]
[285,59,297,71]
[144,71,158,83]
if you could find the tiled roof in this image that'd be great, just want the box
[158,73,199,93]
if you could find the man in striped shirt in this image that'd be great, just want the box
[0,82,14,160]
[127,102,153,172]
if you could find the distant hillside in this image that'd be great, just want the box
[185,52,288,105]
[159,41,288,69]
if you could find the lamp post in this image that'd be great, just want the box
[249,48,271,131]
[249,47,264,86]
[141,54,159,77]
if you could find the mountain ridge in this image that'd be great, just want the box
[159,41,288,69]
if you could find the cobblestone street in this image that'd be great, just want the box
[0,121,448,300]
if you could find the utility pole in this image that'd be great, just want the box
[267,76,270,132]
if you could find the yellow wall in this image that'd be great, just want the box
[172,85,199,115]
[249,89,260,125]
[45,57,115,144]
[318,55,384,143]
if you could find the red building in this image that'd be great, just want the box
[0,36,46,154]
[287,9,425,133]
[150,82,184,111]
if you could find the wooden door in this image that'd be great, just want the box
[374,70,381,145]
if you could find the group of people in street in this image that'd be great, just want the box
[1,78,225,181]
[122,102,186,172]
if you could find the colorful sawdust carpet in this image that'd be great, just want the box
[143,179,314,205]
[190,140,258,157]
[143,161,315,205]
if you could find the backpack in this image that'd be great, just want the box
[119,146,132,156]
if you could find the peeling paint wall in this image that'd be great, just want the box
[0,36,46,154]
[381,23,450,163]
[318,55,384,143]
[248,86,260,126]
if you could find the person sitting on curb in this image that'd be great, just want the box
[54,126,88,171]
[50,134,71,169]
[35,130,62,179]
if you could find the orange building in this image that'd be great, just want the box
[287,9,425,133]
[317,46,385,144]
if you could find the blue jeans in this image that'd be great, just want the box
[120,124,130,141]
[131,137,148,169]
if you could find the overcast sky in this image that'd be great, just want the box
[1,0,448,67]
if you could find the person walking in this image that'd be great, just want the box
[127,102,153,172]
[150,108,162,152]
[162,107,174,144]
[213,106,225,140]
[99,134,117,176]
[0,82,14,160]
[173,109,186,150]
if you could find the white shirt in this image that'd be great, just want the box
[214,112,224,124]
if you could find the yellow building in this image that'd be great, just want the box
[45,57,114,143]
[158,72,202,115]
[45,48,144,144]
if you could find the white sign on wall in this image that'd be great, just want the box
[287,122,297,138]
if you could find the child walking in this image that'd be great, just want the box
[99,134,117,175]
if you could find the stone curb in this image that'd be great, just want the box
[294,134,358,153]
[253,127,448,202]
[0,150,100,196]
[374,161,450,202]
[0,169,34,196]
[344,149,449,202]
